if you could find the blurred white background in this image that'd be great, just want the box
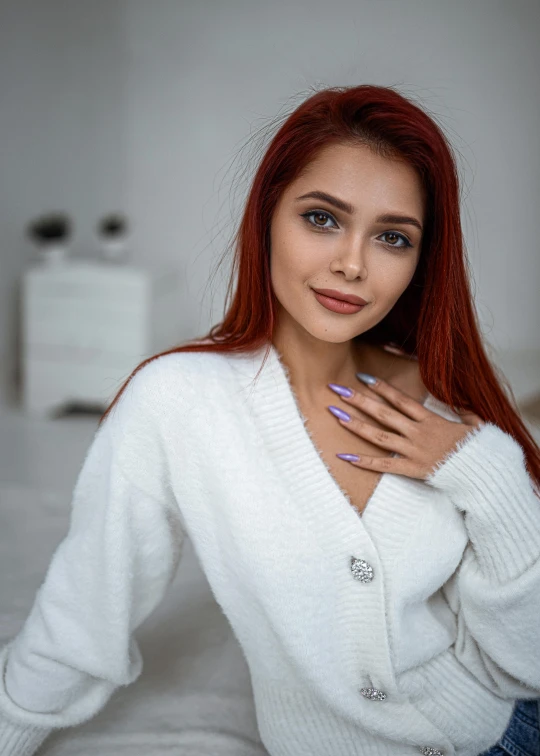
[0,2,539,753]
[0,1,539,392]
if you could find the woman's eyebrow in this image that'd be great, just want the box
[295,190,423,232]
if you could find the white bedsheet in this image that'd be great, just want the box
[0,484,269,755]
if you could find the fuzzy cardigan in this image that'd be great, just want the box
[1,343,540,756]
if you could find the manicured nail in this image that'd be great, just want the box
[336,453,360,462]
[328,383,354,398]
[356,372,378,385]
[328,405,351,422]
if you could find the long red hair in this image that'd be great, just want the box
[99,84,540,492]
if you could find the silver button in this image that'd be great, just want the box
[360,687,387,701]
[350,557,374,582]
[419,748,444,755]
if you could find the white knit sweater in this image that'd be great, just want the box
[1,343,540,756]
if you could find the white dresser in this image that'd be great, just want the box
[21,260,181,416]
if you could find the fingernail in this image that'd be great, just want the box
[328,383,354,398]
[336,453,360,462]
[356,372,377,385]
[328,405,351,422]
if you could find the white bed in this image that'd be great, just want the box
[1,482,270,755]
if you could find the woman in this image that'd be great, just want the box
[1,84,539,756]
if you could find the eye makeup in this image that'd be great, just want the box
[299,209,414,250]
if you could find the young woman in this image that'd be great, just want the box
[1,84,539,756]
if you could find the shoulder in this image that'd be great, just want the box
[398,360,426,404]
[118,348,237,416]
[106,352,196,426]
[130,348,225,389]
[379,350,464,423]
[103,349,226,463]
[377,348,426,404]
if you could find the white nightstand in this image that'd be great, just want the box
[21,260,181,416]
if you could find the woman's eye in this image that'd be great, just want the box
[301,210,338,231]
[380,231,412,249]
[300,211,413,250]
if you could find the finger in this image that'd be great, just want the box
[339,389,415,437]
[334,413,410,456]
[336,452,425,481]
[356,375,428,422]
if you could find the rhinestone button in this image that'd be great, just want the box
[419,748,444,755]
[350,557,374,582]
[360,687,387,701]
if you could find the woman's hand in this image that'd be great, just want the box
[328,376,485,481]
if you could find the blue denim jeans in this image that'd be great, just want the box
[477,699,540,755]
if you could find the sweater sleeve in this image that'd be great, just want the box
[0,361,186,755]
[425,421,540,698]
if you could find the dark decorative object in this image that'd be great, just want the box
[28,213,71,244]
[97,213,129,262]
[98,213,128,239]
[27,213,72,264]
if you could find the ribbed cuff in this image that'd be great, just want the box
[425,422,540,582]
[0,642,53,755]
[0,714,51,756]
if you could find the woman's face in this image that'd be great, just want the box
[269,142,425,345]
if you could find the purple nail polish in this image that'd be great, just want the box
[336,453,360,462]
[328,383,354,398]
[328,405,351,422]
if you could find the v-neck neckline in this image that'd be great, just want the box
[243,341,435,533]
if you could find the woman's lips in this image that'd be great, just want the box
[313,290,367,314]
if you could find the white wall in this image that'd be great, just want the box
[124,0,540,353]
[0,0,127,378]
[1,0,539,388]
